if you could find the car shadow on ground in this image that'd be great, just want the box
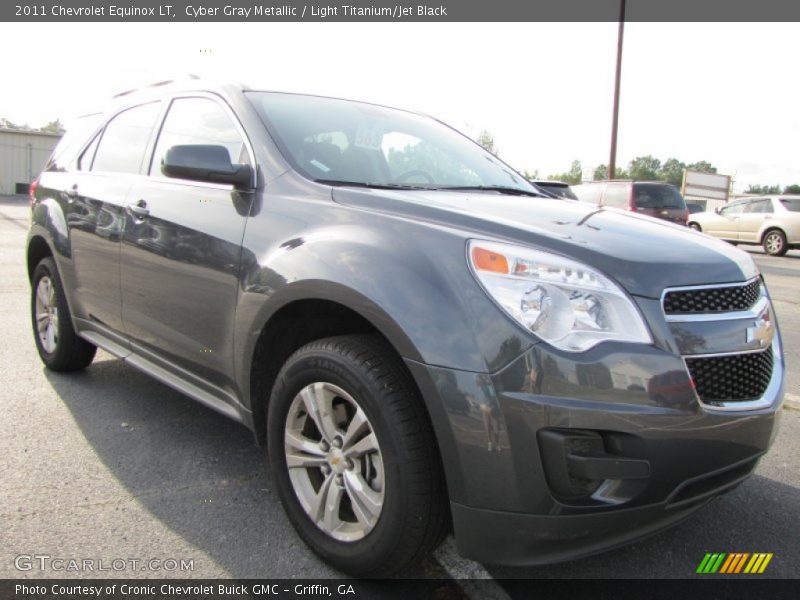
[43,356,446,580]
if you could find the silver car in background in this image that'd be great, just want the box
[689,195,800,256]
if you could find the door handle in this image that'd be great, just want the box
[128,199,150,218]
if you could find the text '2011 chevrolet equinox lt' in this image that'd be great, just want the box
[28,80,784,576]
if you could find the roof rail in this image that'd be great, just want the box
[112,74,200,99]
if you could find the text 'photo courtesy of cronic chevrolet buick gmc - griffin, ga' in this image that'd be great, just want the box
[27,80,784,576]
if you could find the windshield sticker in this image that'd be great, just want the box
[354,122,384,150]
[310,159,331,173]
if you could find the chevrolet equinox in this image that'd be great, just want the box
[27,80,784,576]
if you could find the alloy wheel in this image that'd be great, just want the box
[34,276,59,353]
[765,232,784,255]
[284,382,385,542]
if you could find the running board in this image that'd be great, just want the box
[78,328,245,425]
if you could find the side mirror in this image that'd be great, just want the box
[162,144,252,188]
[715,207,721,214]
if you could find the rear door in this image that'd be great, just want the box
[737,198,772,242]
[65,102,162,338]
[119,94,254,394]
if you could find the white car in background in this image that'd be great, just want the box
[688,195,800,256]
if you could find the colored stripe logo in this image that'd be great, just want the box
[697,553,773,574]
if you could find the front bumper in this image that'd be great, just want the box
[405,335,783,566]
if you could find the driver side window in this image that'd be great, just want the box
[720,202,745,216]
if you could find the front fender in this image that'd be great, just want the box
[236,214,529,379]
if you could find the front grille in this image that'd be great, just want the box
[686,348,773,403]
[664,279,761,314]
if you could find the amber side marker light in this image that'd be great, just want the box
[472,246,509,274]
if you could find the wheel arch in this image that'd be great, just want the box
[246,290,424,447]
[27,234,54,281]
[760,225,787,244]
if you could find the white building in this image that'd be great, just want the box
[0,128,61,195]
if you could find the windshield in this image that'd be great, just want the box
[780,198,800,212]
[246,92,534,192]
[633,183,686,209]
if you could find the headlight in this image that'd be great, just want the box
[468,240,652,352]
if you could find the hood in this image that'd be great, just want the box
[332,188,758,298]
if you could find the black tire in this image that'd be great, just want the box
[688,222,701,232]
[31,257,97,371]
[267,334,448,576]
[763,229,788,256]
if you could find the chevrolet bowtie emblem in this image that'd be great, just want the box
[746,311,773,348]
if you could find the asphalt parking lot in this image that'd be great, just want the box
[1,194,798,587]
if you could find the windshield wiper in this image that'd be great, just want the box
[435,185,548,198]
[314,179,437,191]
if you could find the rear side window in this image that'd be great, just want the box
[573,183,603,204]
[780,198,800,212]
[45,113,103,172]
[633,184,686,209]
[149,97,250,177]
[92,102,161,174]
[603,183,630,208]
[745,199,773,214]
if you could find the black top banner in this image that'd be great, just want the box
[4,0,800,22]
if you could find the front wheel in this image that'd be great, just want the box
[688,222,701,232]
[31,257,97,371]
[763,229,788,256]
[267,335,448,576]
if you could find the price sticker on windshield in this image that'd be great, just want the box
[354,122,384,150]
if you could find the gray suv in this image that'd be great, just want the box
[27,81,784,576]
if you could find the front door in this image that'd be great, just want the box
[120,95,254,394]
[713,200,747,239]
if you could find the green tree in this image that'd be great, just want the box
[593,164,608,180]
[0,117,26,129]
[522,169,539,180]
[746,184,781,194]
[627,155,661,181]
[41,119,65,134]
[659,158,686,187]
[476,130,498,155]
[783,184,800,194]
[548,160,582,185]
[686,161,717,174]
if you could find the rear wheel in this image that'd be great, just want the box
[267,334,448,576]
[763,229,788,256]
[31,258,96,371]
[688,222,701,232]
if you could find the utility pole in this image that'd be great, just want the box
[608,0,626,179]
